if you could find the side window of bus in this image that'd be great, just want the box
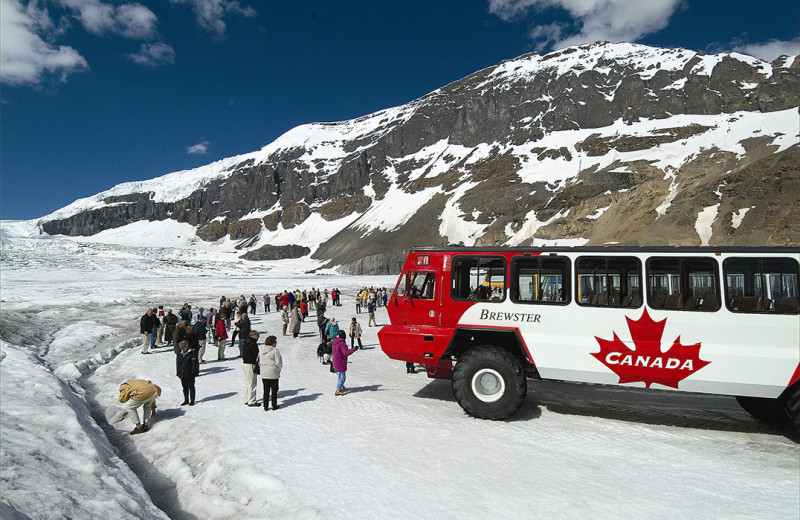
[723,257,800,314]
[576,256,641,307]
[511,256,570,304]
[451,256,506,302]
[394,273,408,298]
[409,272,435,300]
[646,257,720,311]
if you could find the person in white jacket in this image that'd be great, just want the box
[258,335,283,411]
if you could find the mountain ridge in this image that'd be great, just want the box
[35,42,800,273]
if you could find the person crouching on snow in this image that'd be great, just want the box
[119,379,161,434]
[332,330,357,396]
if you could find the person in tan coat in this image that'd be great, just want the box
[118,379,161,434]
[258,335,283,411]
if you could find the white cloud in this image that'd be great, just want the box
[0,0,89,86]
[127,42,176,66]
[528,21,567,50]
[489,0,683,51]
[488,0,538,21]
[56,0,158,39]
[187,140,210,154]
[733,38,800,62]
[169,0,256,37]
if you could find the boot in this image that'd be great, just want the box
[130,424,145,435]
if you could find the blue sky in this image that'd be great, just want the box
[1,0,798,220]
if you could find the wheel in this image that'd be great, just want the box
[778,383,800,434]
[735,395,790,426]
[452,346,527,420]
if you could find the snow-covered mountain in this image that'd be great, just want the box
[36,42,800,273]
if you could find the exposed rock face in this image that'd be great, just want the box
[39,43,799,272]
[240,244,311,261]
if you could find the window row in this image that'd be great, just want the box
[449,255,800,314]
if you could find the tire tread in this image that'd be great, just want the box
[452,346,527,420]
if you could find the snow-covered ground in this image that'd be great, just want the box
[1,228,798,520]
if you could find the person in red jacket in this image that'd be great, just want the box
[215,313,228,361]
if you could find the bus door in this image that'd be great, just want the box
[394,271,438,327]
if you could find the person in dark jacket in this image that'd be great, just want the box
[317,312,329,343]
[235,312,251,358]
[241,330,260,406]
[184,325,200,374]
[164,309,178,346]
[140,308,156,354]
[176,340,198,405]
[332,330,357,395]
[173,321,187,354]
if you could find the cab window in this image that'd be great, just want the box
[394,273,408,298]
[409,272,435,300]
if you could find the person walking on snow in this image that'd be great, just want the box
[333,330,357,395]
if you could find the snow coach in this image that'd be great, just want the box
[378,246,800,430]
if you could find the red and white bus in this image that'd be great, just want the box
[378,246,800,429]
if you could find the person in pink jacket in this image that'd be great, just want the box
[332,330,356,395]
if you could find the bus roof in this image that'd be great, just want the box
[407,245,800,255]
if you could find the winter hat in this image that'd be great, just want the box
[337,330,346,339]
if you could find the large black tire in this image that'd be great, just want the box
[736,395,790,426]
[452,346,527,420]
[778,383,800,434]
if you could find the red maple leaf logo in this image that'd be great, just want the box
[592,308,710,389]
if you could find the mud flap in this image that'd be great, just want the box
[426,358,453,380]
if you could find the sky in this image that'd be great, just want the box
[1,0,798,221]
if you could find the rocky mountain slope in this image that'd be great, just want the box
[38,42,800,274]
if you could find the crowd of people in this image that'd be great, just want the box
[128,286,398,435]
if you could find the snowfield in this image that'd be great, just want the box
[1,228,798,519]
